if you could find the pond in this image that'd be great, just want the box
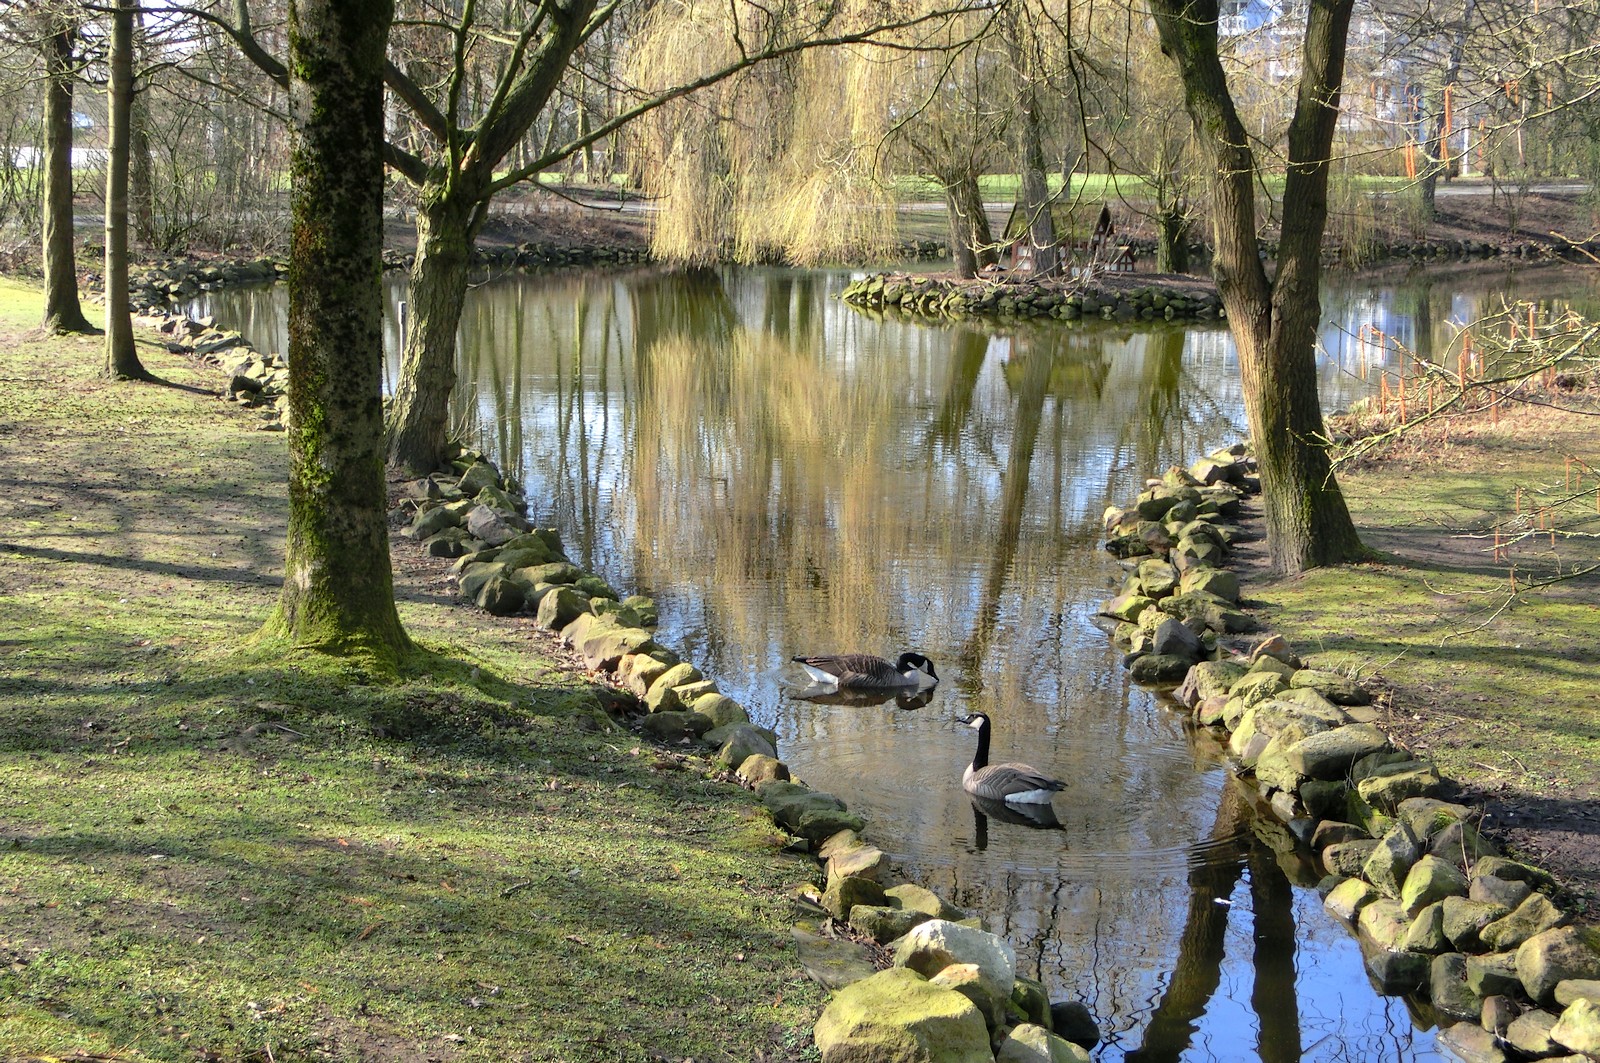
[189,261,1600,1062]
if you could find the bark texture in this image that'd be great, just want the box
[1149,0,1363,573]
[104,0,149,381]
[941,170,998,279]
[264,0,409,658]
[41,19,92,335]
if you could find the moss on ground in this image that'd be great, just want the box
[1250,397,1600,908]
[0,276,823,1061]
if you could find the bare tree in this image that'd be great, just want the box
[33,3,95,333]
[1147,0,1365,572]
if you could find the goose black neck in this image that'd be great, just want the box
[971,717,990,772]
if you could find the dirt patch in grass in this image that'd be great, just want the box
[0,276,824,1061]
[1230,390,1600,913]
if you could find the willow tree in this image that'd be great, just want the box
[1147,0,1363,572]
[260,0,409,659]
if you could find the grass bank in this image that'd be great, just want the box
[0,276,823,1061]
[1243,398,1600,911]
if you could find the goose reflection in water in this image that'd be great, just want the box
[968,794,1065,852]
[792,685,938,711]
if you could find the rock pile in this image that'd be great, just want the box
[134,309,289,430]
[1100,446,1600,1063]
[842,272,1224,324]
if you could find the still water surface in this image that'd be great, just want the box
[193,263,1599,1062]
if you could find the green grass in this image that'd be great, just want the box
[0,276,824,1061]
[1253,408,1600,822]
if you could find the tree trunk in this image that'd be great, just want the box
[129,7,157,251]
[942,169,996,278]
[1009,25,1059,278]
[1417,0,1476,221]
[263,0,408,661]
[1155,202,1191,274]
[105,0,148,381]
[385,191,481,475]
[1150,0,1362,573]
[41,20,92,335]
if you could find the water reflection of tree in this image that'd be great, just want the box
[1120,779,1301,1063]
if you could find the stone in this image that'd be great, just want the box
[620,594,658,626]
[1396,798,1472,840]
[408,505,461,540]
[1289,668,1372,705]
[1403,902,1450,954]
[690,693,749,729]
[1432,953,1483,1021]
[716,725,778,771]
[1505,1008,1562,1056]
[1351,750,1415,781]
[886,884,964,922]
[1312,821,1370,849]
[1299,780,1348,820]
[1473,873,1534,911]
[465,504,529,546]
[1357,762,1446,809]
[1228,670,1288,706]
[1464,952,1522,999]
[1400,855,1470,917]
[572,619,657,672]
[1174,660,1247,709]
[1363,821,1423,899]
[1100,593,1155,623]
[1431,820,1497,863]
[1518,926,1600,1003]
[456,561,507,602]
[930,963,1011,1030]
[792,921,878,989]
[1250,634,1299,667]
[994,1024,1090,1063]
[813,968,993,1063]
[1323,877,1376,922]
[644,662,703,712]
[519,561,582,585]
[1286,724,1393,780]
[823,874,889,919]
[827,839,887,884]
[1551,998,1600,1055]
[1178,566,1240,603]
[1048,1001,1100,1049]
[1435,1021,1506,1063]
[1129,654,1194,684]
[1136,559,1179,598]
[672,679,719,704]
[1151,618,1203,659]
[851,905,932,944]
[1322,840,1379,879]
[1010,976,1051,1030]
[893,919,1017,999]
[475,574,526,615]
[422,528,471,557]
[1556,979,1600,1006]
[1442,897,1512,953]
[535,585,590,630]
[574,574,618,601]
[736,754,789,786]
[1473,856,1555,887]
[619,652,675,696]
[1482,893,1566,951]
[1481,995,1519,1036]
[1359,934,1429,993]
[1358,898,1412,952]
[640,711,712,743]
[456,460,501,496]
[706,721,777,752]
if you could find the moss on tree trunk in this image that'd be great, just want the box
[262,0,408,663]
[104,0,148,382]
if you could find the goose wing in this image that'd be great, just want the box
[792,654,898,687]
[967,763,1067,801]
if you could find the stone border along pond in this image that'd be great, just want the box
[841,272,1226,326]
[1096,446,1600,1063]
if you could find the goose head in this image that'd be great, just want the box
[897,652,938,683]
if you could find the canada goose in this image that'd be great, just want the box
[958,713,1066,805]
[791,653,938,690]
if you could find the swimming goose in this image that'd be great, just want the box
[791,652,938,690]
[959,713,1066,805]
